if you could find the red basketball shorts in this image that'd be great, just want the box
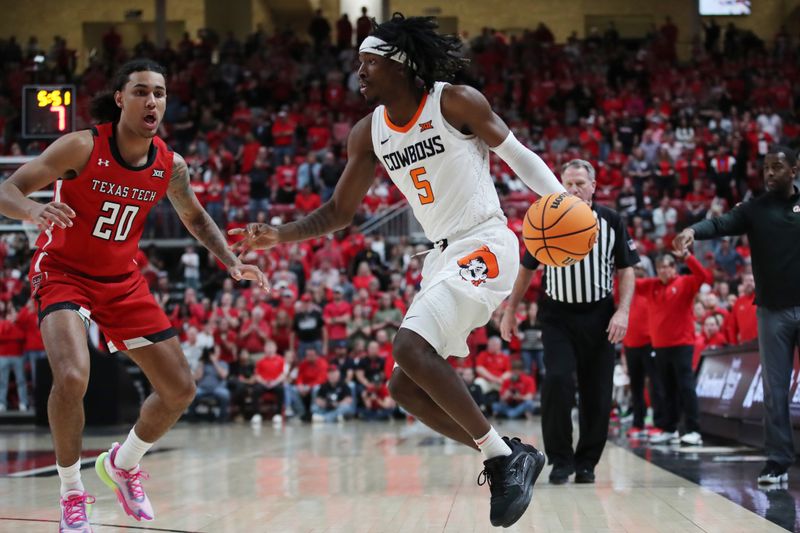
[30,267,176,353]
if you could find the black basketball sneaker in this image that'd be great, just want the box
[477,436,546,527]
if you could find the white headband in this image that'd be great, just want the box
[359,35,417,71]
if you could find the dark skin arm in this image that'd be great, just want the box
[230,115,377,252]
[168,153,267,288]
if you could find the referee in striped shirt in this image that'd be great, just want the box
[501,159,638,484]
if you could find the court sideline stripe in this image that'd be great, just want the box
[5,447,175,478]
[7,456,98,478]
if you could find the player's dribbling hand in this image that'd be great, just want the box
[500,309,518,342]
[229,262,270,290]
[29,201,75,229]
[672,229,695,256]
[228,223,279,255]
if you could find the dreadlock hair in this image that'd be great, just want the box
[90,59,167,123]
[370,13,469,92]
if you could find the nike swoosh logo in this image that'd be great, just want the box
[405,315,418,320]
[380,137,391,145]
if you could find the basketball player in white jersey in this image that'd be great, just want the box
[232,14,565,527]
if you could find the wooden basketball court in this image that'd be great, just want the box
[0,419,787,532]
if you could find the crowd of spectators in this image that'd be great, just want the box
[0,14,791,425]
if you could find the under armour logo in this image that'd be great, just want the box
[98,159,109,167]
[793,205,800,213]
[152,169,165,178]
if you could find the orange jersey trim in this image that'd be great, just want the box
[384,93,428,133]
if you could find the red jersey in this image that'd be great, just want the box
[32,123,174,277]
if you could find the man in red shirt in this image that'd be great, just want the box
[295,185,321,214]
[693,315,728,370]
[254,340,287,416]
[271,110,296,164]
[324,287,352,351]
[214,318,240,363]
[725,273,758,344]
[474,337,511,398]
[623,263,662,438]
[636,252,712,446]
[492,360,536,420]
[359,374,395,421]
[286,346,328,418]
[238,306,270,357]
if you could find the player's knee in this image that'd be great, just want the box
[387,372,412,406]
[178,380,197,409]
[392,330,431,370]
[165,376,196,410]
[52,367,89,399]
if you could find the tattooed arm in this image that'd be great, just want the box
[230,115,377,252]
[168,153,267,288]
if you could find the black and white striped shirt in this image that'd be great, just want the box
[522,205,639,304]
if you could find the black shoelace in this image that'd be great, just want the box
[477,468,494,488]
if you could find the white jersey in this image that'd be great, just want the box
[370,82,505,242]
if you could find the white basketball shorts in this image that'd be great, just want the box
[399,218,519,357]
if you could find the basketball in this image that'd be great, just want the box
[522,192,598,267]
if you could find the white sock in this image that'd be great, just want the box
[475,426,512,461]
[57,459,84,496]
[114,427,154,471]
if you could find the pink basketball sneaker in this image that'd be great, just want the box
[59,490,95,533]
[94,442,154,521]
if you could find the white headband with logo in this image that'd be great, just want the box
[359,35,417,71]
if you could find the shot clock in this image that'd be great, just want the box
[22,85,77,138]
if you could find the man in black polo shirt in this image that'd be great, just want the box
[502,159,639,484]
[674,144,800,485]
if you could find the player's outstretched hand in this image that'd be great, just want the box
[672,228,695,256]
[229,261,269,290]
[229,223,279,255]
[29,201,75,229]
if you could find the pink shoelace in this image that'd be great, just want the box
[119,467,150,500]
[62,493,95,525]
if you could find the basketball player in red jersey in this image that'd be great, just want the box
[0,60,266,533]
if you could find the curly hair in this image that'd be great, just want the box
[370,13,469,92]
